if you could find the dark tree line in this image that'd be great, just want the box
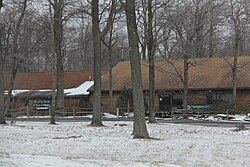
[0,1,249,73]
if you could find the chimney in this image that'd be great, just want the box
[88,75,92,81]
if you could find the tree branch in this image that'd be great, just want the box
[100,0,117,38]
[0,0,3,10]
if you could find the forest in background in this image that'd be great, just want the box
[0,0,249,72]
[1,0,250,136]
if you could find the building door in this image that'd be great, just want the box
[159,95,172,113]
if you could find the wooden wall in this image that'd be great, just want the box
[64,98,81,108]
[236,90,250,106]
[187,91,207,104]
[99,90,250,112]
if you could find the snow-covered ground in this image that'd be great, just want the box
[0,120,250,167]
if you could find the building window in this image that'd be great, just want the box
[32,99,51,109]
[212,92,233,103]
[172,95,183,109]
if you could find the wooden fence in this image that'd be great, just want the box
[6,106,94,120]
[6,106,136,122]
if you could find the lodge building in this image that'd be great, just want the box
[3,56,250,114]
[98,56,250,112]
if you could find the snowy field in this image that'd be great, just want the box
[0,120,250,167]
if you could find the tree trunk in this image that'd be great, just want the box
[0,39,5,124]
[232,40,239,106]
[147,0,156,123]
[0,0,4,124]
[232,61,237,105]
[51,68,57,124]
[91,0,116,126]
[108,47,113,111]
[0,0,6,124]
[108,25,114,111]
[194,4,203,58]
[7,0,27,111]
[183,54,188,109]
[125,0,149,139]
[208,5,214,57]
[53,0,64,113]
[141,0,147,60]
[91,0,103,126]
[48,1,57,124]
[0,63,5,124]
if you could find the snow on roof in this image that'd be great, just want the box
[4,89,30,96]
[6,81,94,97]
[64,81,94,96]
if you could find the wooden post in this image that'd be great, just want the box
[197,109,200,120]
[49,106,51,117]
[73,106,75,118]
[101,105,104,119]
[26,106,29,118]
[127,100,130,114]
[116,108,119,118]
[11,110,14,124]
[226,109,229,120]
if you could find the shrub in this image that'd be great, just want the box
[208,101,250,115]
[80,97,92,108]
[116,87,131,113]
[116,87,148,114]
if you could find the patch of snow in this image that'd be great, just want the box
[1,121,250,167]
[244,116,250,122]
[103,113,118,118]
[231,115,247,121]
[16,116,51,119]
[5,89,29,96]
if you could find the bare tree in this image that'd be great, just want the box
[163,1,196,109]
[47,1,58,124]
[224,0,250,105]
[6,0,28,111]
[78,17,93,70]
[138,0,148,60]
[147,0,156,123]
[102,16,118,112]
[123,0,149,138]
[207,0,224,57]
[0,0,5,124]
[157,0,218,109]
[48,0,64,120]
[91,0,116,126]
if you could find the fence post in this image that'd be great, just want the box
[26,106,29,118]
[197,109,200,120]
[48,106,51,117]
[11,110,14,124]
[101,105,104,118]
[127,100,130,114]
[73,106,75,118]
[226,109,229,120]
[116,108,119,118]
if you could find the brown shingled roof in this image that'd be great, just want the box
[101,56,250,91]
[4,71,107,90]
